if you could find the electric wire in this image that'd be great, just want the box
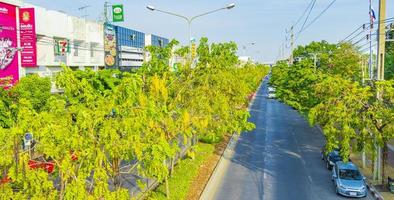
[298,0,317,33]
[293,0,316,27]
[339,17,394,43]
[297,0,338,38]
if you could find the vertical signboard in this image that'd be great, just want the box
[0,2,19,87]
[19,8,37,67]
[104,23,117,68]
[112,5,124,22]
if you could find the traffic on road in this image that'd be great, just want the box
[201,80,374,200]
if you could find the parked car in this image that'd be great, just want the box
[268,86,276,92]
[321,148,342,170]
[332,161,367,198]
[388,176,394,193]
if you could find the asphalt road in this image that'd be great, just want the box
[201,81,373,200]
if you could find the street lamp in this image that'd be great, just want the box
[146,3,236,57]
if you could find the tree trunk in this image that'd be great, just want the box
[59,172,65,200]
[382,142,388,185]
[13,137,19,177]
[112,157,121,189]
[170,155,176,177]
[165,176,170,199]
[372,147,377,181]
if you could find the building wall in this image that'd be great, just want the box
[115,26,145,48]
[115,26,145,70]
[22,4,104,78]
[145,34,169,47]
[151,34,169,47]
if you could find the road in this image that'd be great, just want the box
[200,81,374,200]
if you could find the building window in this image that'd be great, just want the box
[130,34,136,41]
[73,40,83,57]
[90,43,98,57]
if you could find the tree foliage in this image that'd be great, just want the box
[271,41,394,166]
[0,38,268,199]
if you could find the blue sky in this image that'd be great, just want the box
[24,0,394,62]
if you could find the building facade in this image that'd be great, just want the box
[114,26,145,71]
[22,4,104,79]
[145,34,169,47]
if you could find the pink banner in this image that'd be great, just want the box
[0,2,19,87]
[20,8,37,67]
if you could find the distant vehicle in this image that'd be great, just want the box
[321,148,342,170]
[267,86,276,98]
[332,161,367,198]
[267,90,276,99]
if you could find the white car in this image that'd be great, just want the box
[267,90,276,99]
[268,87,276,92]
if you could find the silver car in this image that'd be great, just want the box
[332,161,367,198]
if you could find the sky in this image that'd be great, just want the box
[23,0,394,63]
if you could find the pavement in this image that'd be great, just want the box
[200,80,375,200]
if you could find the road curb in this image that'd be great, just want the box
[366,182,385,200]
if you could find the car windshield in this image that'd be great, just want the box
[339,169,363,180]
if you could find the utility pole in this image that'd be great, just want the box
[290,26,294,64]
[104,2,109,23]
[373,0,386,183]
[368,0,374,80]
[377,0,386,80]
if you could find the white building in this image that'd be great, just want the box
[118,46,144,70]
[2,0,22,6]
[238,56,254,64]
[21,4,104,80]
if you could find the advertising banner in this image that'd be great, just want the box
[0,2,19,87]
[19,8,37,67]
[112,5,124,22]
[104,23,117,68]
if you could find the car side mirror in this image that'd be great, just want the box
[363,176,366,181]
[333,174,337,179]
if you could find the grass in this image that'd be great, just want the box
[147,143,215,200]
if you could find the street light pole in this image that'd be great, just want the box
[146,3,236,58]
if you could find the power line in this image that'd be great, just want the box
[352,35,368,46]
[339,17,394,43]
[340,25,365,43]
[297,0,338,38]
[360,42,377,52]
[293,0,316,27]
[298,0,317,32]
